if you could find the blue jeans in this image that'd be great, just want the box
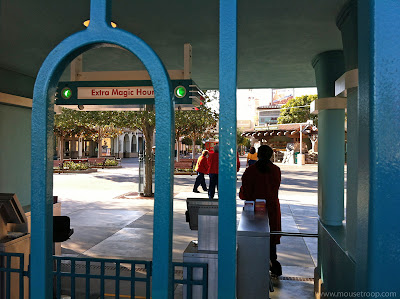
[248,159,257,166]
[208,173,218,200]
[193,172,207,191]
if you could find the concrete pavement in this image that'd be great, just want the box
[53,157,319,298]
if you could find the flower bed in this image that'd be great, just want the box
[174,168,195,175]
[63,161,89,170]
[105,159,119,166]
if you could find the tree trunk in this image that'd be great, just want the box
[142,106,155,197]
[97,127,102,158]
[192,138,196,160]
[59,136,64,162]
[175,136,180,162]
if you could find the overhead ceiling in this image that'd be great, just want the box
[0,0,348,94]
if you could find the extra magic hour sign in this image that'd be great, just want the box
[78,86,155,99]
[56,80,193,106]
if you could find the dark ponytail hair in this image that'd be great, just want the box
[255,145,273,173]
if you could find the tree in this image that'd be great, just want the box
[277,94,318,125]
[175,109,191,161]
[54,109,121,160]
[54,108,96,160]
[113,107,155,196]
[173,94,219,160]
[54,108,155,196]
[54,101,218,197]
[185,99,219,159]
[79,111,122,157]
[237,129,250,150]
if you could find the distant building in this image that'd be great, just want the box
[237,119,253,131]
[56,129,144,159]
[257,105,281,126]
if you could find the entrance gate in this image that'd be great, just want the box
[27,0,238,298]
[30,0,176,297]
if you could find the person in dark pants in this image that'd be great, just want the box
[207,145,219,200]
[246,146,258,167]
[193,150,209,193]
[239,145,282,276]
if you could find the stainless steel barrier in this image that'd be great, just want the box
[237,211,270,299]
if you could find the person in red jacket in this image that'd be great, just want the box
[239,144,282,276]
[193,150,209,193]
[237,151,240,172]
[207,145,219,200]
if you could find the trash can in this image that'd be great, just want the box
[297,153,306,165]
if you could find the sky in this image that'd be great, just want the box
[206,87,318,120]
[237,87,317,120]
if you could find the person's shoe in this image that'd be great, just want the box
[270,260,282,277]
[203,189,208,192]
[193,190,200,193]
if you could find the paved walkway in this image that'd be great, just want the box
[54,157,318,298]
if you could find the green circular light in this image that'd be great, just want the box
[61,87,72,99]
[174,86,186,98]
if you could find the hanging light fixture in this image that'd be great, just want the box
[83,20,117,28]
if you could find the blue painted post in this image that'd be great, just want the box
[31,1,174,297]
[31,52,58,299]
[152,46,175,299]
[311,51,345,226]
[357,0,400,293]
[218,0,237,298]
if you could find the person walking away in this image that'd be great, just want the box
[239,145,282,276]
[193,150,209,193]
[208,145,219,200]
[246,146,257,167]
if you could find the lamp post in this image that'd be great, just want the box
[297,122,310,165]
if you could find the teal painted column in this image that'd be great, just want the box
[336,0,358,258]
[312,51,345,226]
[357,0,400,293]
[218,0,237,298]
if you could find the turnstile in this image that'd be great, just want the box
[237,211,270,299]
[184,200,219,299]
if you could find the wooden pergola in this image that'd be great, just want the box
[242,123,318,145]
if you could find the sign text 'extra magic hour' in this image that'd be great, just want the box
[77,86,155,99]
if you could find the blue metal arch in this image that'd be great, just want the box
[31,1,174,298]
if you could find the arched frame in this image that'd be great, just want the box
[30,0,175,298]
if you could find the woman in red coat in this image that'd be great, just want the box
[239,144,282,276]
[193,150,209,193]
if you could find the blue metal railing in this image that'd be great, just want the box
[0,253,208,299]
[53,256,152,299]
[0,252,26,299]
[172,262,208,299]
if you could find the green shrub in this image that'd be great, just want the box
[176,168,194,172]
[63,161,89,170]
[105,159,119,166]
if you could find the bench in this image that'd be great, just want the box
[53,160,63,170]
[88,157,106,168]
[174,159,195,174]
